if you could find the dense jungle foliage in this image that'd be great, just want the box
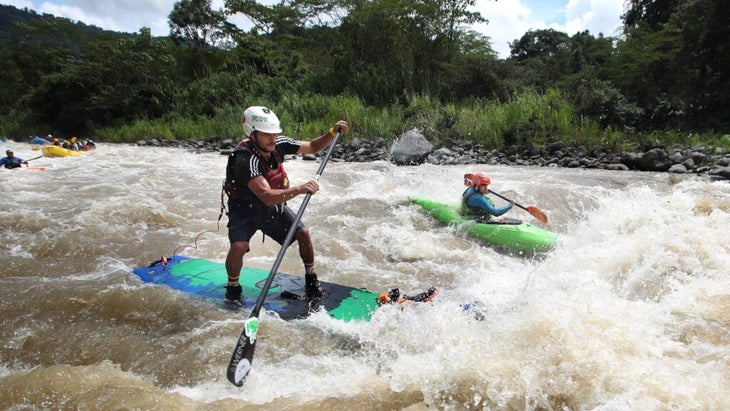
[1,0,728,151]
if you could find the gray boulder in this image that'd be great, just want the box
[389,129,433,165]
[620,152,640,169]
[709,166,730,181]
[668,164,688,174]
[604,163,630,171]
[635,148,673,172]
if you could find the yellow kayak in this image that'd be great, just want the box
[42,145,86,157]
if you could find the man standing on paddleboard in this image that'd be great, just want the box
[223,106,349,307]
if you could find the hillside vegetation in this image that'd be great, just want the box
[1,0,728,152]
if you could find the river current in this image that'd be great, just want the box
[1,142,728,410]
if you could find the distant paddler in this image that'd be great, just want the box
[1,149,28,169]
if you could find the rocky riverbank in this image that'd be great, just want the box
[134,130,730,181]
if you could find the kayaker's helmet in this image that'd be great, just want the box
[6,149,12,155]
[242,106,283,137]
[464,173,490,187]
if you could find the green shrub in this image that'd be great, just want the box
[91,89,720,153]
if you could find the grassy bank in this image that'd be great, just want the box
[19,90,730,153]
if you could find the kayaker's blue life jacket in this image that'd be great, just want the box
[462,186,514,220]
[461,186,496,218]
[0,156,24,169]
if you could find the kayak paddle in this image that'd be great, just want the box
[488,189,548,224]
[226,130,342,387]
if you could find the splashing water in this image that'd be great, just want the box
[1,142,728,409]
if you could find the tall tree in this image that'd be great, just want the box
[568,30,614,74]
[336,0,488,104]
[26,28,179,134]
[618,0,729,129]
[623,0,680,30]
[669,0,730,128]
[509,29,573,89]
[169,0,230,78]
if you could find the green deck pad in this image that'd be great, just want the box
[327,288,380,321]
[133,256,380,321]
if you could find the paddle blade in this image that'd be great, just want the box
[526,206,548,224]
[227,317,259,386]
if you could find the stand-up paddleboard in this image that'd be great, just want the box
[133,255,380,321]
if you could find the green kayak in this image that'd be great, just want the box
[410,197,557,253]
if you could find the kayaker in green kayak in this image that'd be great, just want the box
[461,173,515,222]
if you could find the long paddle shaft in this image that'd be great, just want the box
[26,155,43,162]
[487,189,548,224]
[226,131,342,387]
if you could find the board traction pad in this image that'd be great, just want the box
[133,256,379,321]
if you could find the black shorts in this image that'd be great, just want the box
[227,203,304,246]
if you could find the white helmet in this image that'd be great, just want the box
[242,106,283,137]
